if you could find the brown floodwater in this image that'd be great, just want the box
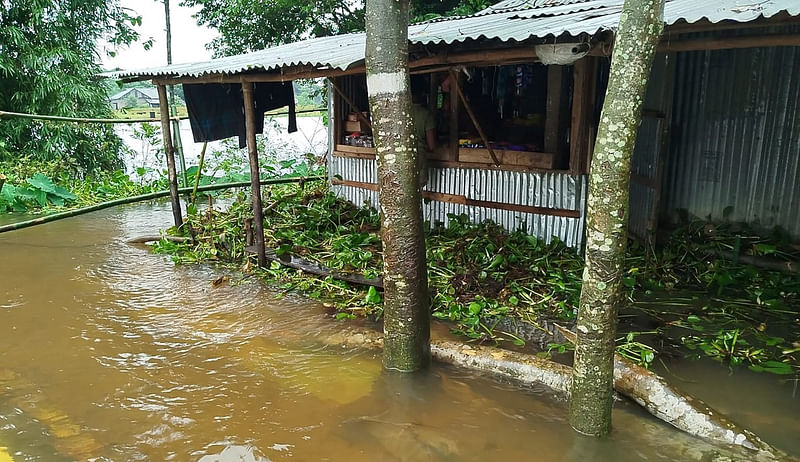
[0,201,798,461]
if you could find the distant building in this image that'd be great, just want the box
[109,87,160,110]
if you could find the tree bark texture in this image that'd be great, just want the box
[241,81,267,267]
[569,0,665,437]
[157,84,184,229]
[365,0,430,371]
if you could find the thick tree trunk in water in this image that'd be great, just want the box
[365,0,430,371]
[569,0,664,436]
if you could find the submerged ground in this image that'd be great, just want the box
[0,201,798,460]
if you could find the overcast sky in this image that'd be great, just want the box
[101,0,218,71]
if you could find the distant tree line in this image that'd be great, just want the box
[181,0,499,56]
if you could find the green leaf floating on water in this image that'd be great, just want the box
[748,360,794,375]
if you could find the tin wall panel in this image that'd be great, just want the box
[331,157,588,248]
[662,44,800,237]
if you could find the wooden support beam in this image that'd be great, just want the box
[329,78,372,130]
[153,66,364,86]
[331,178,580,218]
[448,71,460,161]
[569,57,597,174]
[544,65,564,161]
[241,81,267,267]
[449,69,500,166]
[658,33,800,52]
[156,84,183,229]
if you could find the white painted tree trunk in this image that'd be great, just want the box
[364,0,430,371]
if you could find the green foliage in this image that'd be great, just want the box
[411,0,494,22]
[181,0,366,56]
[1,172,78,211]
[154,187,800,377]
[427,215,584,341]
[183,0,502,56]
[0,156,165,213]
[627,221,800,375]
[0,0,139,173]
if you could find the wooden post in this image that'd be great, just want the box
[448,71,460,161]
[449,69,500,166]
[545,65,565,165]
[157,84,183,229]
[570,57,597,174]
[241,81,267,267]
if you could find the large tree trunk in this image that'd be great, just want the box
[569,0,665,436]
[364,0,430,371]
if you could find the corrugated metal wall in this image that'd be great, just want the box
[629,51,673,242]
[330,156,588,247]
[662,42,800,236]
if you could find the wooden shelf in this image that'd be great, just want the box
[334,144,376,159]
[333,145,557,170]
[458,148,555,169]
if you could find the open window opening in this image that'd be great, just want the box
[332,57,604,174]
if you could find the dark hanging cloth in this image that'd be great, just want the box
[183,82,297,148]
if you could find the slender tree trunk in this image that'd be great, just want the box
[163,0,187,187]
[365,0,430,371]
[157,84,183,229]
[569,0,664,436]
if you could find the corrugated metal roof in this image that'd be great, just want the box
[110,32,366,79]
[109,0,800,80]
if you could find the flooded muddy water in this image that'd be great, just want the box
[0,202,797,461]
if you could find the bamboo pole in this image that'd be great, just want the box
[449,69,500,166]
[0,176,323,234]
[191,142,208,205]
[241,81,267,267]
[157,84,184,229]
[0,110,185,124]
[0,108,322,124]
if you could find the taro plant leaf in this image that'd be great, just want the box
[27,173,57,194]
[52,185,77,201]
[0,183,16,203]
[32,188,48,206]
